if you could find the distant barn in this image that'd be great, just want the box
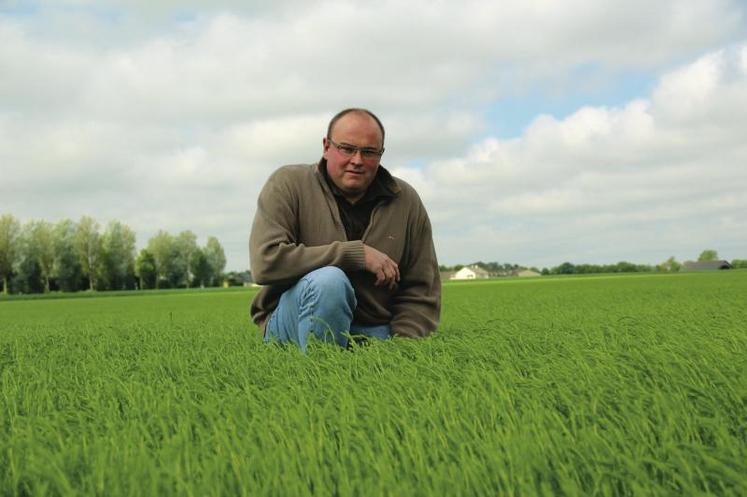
[515,269,541,278]
[451,265,491,280]
[680,260,733,272]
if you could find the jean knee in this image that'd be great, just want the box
[306,266,350,290]
[303,266,355,306]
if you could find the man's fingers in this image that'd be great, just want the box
[365,244,399,288]
[385,262,399,287]
[376,268,387,286]
[387,265,398,282]
[387,267,399,289]
[375,265,399,289]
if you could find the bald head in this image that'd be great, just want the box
[326,108,385,147]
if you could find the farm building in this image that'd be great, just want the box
[515,269,541,278]
[680,260,733,272]
[452,265,491,280]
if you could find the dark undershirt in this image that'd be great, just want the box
[323,167,395,241]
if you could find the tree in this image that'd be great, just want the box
[658,256,681,273]
[100,221,136,290]
[28,220,55,292]
[53,219,84,292]
[190,247,212,288]
[12,224,44,294]
[224,270,251,287]
[75,216,102,290]
[615,261,638,273]
[0,214,21,294]
[175,230,198,288]
[555,262,576,274]
[731,259,747,269]
[204,236,226,286]
[135,249,157,289]
[147,230,178,288]
[698,249,719,262]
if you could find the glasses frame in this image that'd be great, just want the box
[327,137,384,161]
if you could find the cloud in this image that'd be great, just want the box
[395,45,747,266]
[4,1,745,117]
[1,1,746,270]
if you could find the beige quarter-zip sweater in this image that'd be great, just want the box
[249,161,441,338]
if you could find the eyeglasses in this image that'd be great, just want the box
[327,138,384,161]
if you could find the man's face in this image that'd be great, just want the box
[323,112,384,203]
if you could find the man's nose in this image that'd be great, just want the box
[349,150,364,164]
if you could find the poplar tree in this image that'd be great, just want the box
[175,230,198,288]
[75,216,102,290]
[204,236,227,286]
[53,219,84,292]
[28,220,55,292]
[100,221,137,290]
[0,214,21,294]
[147,230,176,289]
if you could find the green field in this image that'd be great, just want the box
[1,272,746,496]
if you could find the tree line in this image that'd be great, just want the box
[438,260,650,276]
[0,214,227,295]
[440,250,746,277]
[550,250,746,275]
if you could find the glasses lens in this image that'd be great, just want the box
[331,139,382,160]
[361,149,381,159]
[338,144,357,155]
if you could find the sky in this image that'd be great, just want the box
[1,0,746,271]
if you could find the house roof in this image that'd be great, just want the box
[466,265,490,276]
[681,260,733,271]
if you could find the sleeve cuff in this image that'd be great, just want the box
[341,240,366,271]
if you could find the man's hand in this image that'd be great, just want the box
[363,244,400,290]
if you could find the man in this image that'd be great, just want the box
[249,108,440,351]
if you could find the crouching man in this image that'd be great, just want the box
[249,108,440,351]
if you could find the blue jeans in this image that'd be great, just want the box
[264,266,391,351]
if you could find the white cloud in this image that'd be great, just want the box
[1,1,746,269]
[399,45,747,266]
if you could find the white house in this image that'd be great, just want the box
[452,265,491,280]
[516,269,541,278]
